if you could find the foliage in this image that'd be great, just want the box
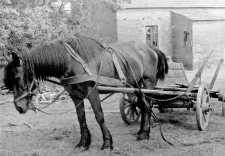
[0,0,131,57]
[0,0,94,55]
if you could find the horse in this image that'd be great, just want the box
[3,35,168,150]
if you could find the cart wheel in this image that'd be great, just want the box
[120,94,141,125]
[196,84,211,131]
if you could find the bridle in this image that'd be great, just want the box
[14,79,39,112]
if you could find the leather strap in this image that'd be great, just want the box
[61,42,126,87]
[60,74,123,87]
[63,42,94,77]
[111,52,126,85]
[103,43,127,85]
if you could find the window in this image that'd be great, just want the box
[145,25,158,47]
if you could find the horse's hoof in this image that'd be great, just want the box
[76,131,91,149]
[137,131,149,140]
[101,141,113,150]
[76,140,90,151]
[101,146,113,151]
[75,145,89,152]
[102,148,112,155]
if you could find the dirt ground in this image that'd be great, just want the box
[0,67,225,156]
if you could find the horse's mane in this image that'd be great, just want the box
[4,61,16,90]
[63,35,104,62]
[4,35,105,87]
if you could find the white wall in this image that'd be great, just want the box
[193,21,225,69]
[117,9,172,56]
[117,8,225,58]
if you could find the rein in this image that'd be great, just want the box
[14,79,39,112]
[14,80,39,103]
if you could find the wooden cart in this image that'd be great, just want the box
[98,51,225,131]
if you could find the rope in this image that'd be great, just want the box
[145,93,190,102]
[151,111,194,146]
[36,90,66,110]
[101,93,123,104]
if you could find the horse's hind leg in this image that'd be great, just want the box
[87,87,113,150]
[137,77,155,140]
[70,95,91,149]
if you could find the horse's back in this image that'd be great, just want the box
[110,40,157,64]
[109,40,158,82]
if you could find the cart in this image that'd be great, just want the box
[98,50,225,131]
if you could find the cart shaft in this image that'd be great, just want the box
[97,86,196,97]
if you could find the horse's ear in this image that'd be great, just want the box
[3,50,12,62]
[11,53,22,67]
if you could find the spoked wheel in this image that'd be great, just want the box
[196,84,212,131]
[119,93,141,125]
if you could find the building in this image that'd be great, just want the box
[171,10,225,69]
[117,0,225,70]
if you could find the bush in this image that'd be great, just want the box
[0,0,94,55]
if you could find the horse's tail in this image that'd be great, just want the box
[149,46,169,81]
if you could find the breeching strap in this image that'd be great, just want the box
[111,52,126,85]
[101,43,127,86]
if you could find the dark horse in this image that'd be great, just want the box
[3,35,168,150]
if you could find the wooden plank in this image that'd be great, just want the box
[209,59,224,91]
[168,70,186,78]
[168,62,183,70]
[166,70,175,77]
[157,78,189,87]
[186,49,214,93]
[154,86,198,92]
[180,62,188,82]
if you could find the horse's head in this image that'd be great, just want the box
[3,52,38,114]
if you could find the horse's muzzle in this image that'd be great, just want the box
[14,99,29,114]
[16,106,25,114]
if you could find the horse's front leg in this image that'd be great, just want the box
[69,95,91,150]
[87,87,113,150]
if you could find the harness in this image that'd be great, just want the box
[60,42,127,87]
[14,42,129,112]
[14,79,39,112]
